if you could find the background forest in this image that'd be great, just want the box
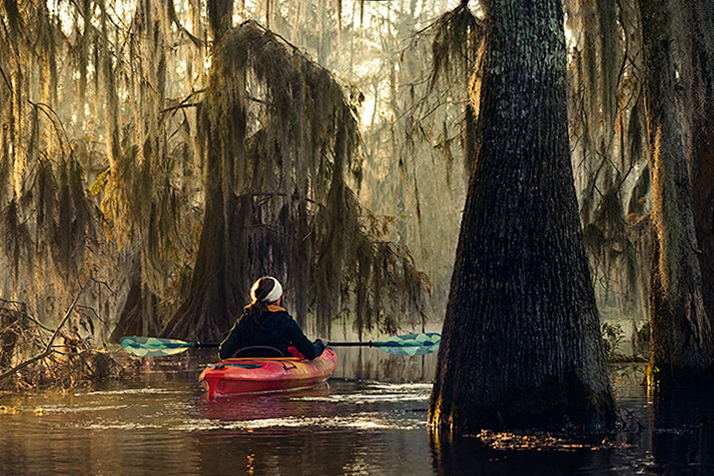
[1,0,711,382]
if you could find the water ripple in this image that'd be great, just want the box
[177,413,425,432]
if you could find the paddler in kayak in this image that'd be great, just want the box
[219,276,327,359]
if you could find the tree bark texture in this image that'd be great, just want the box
[110,267,161,343]
[161,5,303,343]
[0,309,20,369]
[160,101,245,342]
[679,0,714,335]
[638,0,714,385]
[428,0,615,435]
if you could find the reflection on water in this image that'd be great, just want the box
[429,366,714,475]
[0,356,713,475]
[649,386,714,474]
[0,366,434,476]
[332,346,437,383]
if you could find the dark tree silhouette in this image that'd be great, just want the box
[679,0,714,337]
[429,0,616,435]
[637,0,714,385]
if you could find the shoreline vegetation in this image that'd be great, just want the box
[1,286,647,395]
[0,319,649,395]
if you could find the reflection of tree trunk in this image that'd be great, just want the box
[428,0,615,435]
[650,387,714,472]
[637,0,714,384]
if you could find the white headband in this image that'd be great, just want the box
[251,277,283,303]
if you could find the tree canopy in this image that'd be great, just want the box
[0,0,437,356]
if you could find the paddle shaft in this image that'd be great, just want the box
[328,342,378,347]
[194,342,219,349]
[181,341,415,348]
[193,342,385,348]
[193,341,433,348]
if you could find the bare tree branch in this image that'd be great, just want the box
[0,282,89,384]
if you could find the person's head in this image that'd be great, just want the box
[250,276,283,305]
[247,276,283,322]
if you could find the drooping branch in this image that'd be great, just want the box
[160,20,429,342]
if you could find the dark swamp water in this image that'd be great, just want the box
[1,348,713,476]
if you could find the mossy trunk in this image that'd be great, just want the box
[428,0,615,436]
[160,21,366,342]
[160,1,241,342]
[637,0,714,385]
[160,101,244,342]
[0,309,20,369]
[109,269,161,343]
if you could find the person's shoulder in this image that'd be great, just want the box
[270,310,292,323]
[260,309,292,328]
[233,312,252,327]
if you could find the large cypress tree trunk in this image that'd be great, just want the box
[428,0,615,435]
[638,0,714,385]
[160,103,242,342]
[160,1,239,342]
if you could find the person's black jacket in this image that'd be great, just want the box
[219,307,325,360]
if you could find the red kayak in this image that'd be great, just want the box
[198,348,338,398]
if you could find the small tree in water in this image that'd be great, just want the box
[428,0,616,435]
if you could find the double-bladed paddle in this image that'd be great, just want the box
[119,333,441,358]
[326,333,441,356]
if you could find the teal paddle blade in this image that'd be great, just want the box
[372,332,441,356]
[120,336,195,357]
